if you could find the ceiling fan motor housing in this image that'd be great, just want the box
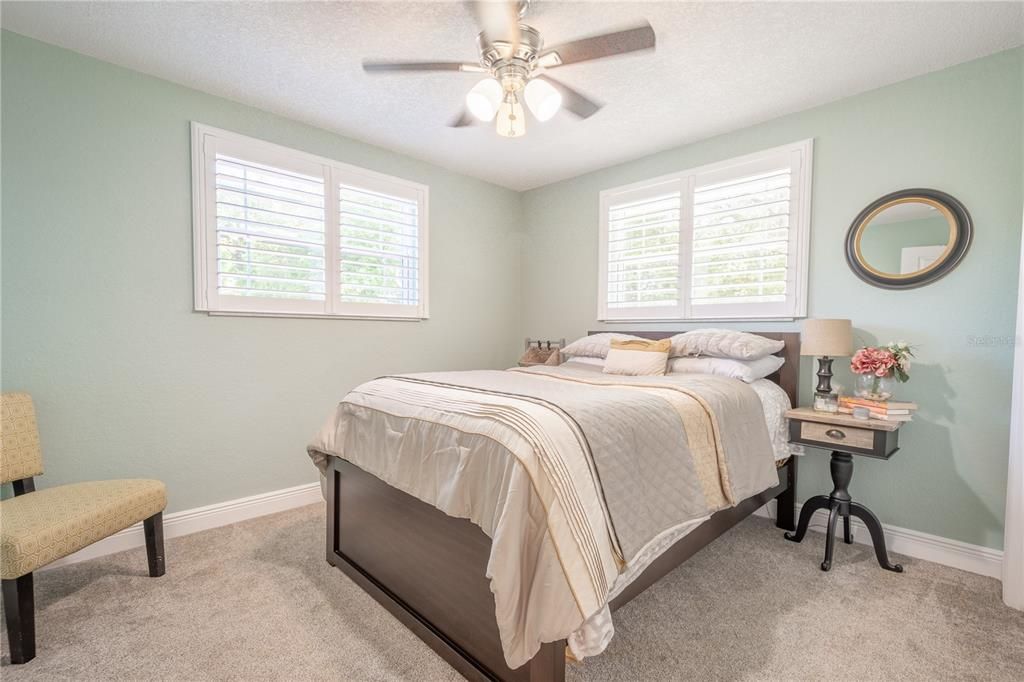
[478,24,543,92]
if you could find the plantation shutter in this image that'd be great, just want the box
[337,178,425,318]
[213,154,327,309]
[601,179,685,319]
[338,184,420,310]
[598,140,811,321]
[689,147,806,318]
[194,123,430,319]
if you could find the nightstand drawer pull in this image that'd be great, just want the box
[826,429,846,440]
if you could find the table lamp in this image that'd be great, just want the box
[801,319,853,412]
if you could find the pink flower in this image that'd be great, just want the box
[851,347,896,377]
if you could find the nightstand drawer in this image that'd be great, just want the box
[787,408,901,459]
[799,421,874,449]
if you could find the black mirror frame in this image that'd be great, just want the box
[844,188,973,290]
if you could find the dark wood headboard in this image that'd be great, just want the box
[587,330,801,407]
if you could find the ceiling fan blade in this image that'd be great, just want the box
[363,61,487,73]
[468,1,521,58]
[449,109,477,128]
[538,23,655,69]
[538,76,602,120]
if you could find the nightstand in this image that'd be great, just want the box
[783,407,904,573]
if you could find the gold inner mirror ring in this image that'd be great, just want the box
[853,197,958,280]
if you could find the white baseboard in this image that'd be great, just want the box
[41,481,1003,581]
[44,481,322,571]
[755,500,1004,579]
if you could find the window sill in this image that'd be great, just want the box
[598,316,800,323]
[201,310,428,322]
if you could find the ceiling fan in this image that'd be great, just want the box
[362,0,656,138]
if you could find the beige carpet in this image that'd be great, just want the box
[2,504,1022,680]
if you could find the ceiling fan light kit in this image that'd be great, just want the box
[464,75,560,132]
[496,93,526,138]
[466,78,503,121]
[362,0,656,138]
[524,78,561,122]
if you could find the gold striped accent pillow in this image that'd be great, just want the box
[603,338,671,376]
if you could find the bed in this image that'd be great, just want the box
[308,331,799,682]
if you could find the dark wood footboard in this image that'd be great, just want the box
[326,457,566,682]
[325,456,796,682]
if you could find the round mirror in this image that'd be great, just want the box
[845,189,972,289]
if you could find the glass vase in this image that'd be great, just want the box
[854,374,896,401]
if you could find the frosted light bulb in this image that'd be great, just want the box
[465,78,503,122]
[524,78,562,122]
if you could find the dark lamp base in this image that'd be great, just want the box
[815,356,835,395]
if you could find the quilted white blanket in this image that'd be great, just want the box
[308,364,779,668]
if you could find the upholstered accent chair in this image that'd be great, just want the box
[0,393,167,664]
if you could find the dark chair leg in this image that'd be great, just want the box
[143,512,166,578]
[843,514,854,544]
[2,573,35,664]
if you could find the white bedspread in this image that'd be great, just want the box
[561,361,796,462]
[308,364,789,668]
[563,372,796,658]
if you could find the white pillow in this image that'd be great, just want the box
[668,354,785,383]
[603,338,671,376]
[669,329,785,360]
[563,356,605,368]
[561,333,646,360]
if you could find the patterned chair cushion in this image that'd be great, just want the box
[0,479,167,578]
[1,392,45,484]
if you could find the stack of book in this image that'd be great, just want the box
[837,396,918,422]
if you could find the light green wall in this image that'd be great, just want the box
[520,48,1023,550]
[859,215,952,275]
[3,31,1022,551]
[1,32,523,511]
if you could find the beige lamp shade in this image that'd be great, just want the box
[801,318,854,357]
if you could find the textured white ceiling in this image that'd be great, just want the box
[3,1,1021,191]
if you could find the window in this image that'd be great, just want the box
[192,123,428,319]
[599,140,812,321]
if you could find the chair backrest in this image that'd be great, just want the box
[1,393,44,484]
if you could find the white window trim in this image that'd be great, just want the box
[191,122,429,321]
[597,139,813,322]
